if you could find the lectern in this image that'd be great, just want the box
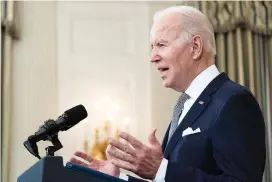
[17,156,126,182]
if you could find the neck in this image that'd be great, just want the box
[180,57,215,92]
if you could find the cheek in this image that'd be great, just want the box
[175,50,190,68]
[171,55,190,76]
[161,49,179,65]
[161,46,189,71]
[159,49,172,60]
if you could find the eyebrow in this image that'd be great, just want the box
[158,39,169,43]
[153,39,169,45]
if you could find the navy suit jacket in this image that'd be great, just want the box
[128,73,266,182]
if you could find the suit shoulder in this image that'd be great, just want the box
[216,80,257,102]
[213,80,264,130]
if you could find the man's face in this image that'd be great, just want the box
[150,15,194,91]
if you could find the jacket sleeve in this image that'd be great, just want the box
[165,92,266,182]
[127,175,148,182]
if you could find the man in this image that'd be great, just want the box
[70,6,266,182]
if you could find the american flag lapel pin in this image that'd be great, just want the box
[198,101,204,105]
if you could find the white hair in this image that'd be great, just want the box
[153,6,216,56]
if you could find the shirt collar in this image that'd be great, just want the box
[185,65,220,100]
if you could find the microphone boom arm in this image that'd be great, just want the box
[24,119,64,159]
[45,134,63,156]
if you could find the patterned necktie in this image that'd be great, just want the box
[168,93,190,143]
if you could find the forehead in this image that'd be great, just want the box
[150,14,181,42]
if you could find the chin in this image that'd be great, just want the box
[163,83,169,88]
[162,79,173,88]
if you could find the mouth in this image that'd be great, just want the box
[158,67,169,73]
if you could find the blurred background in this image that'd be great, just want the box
[1,1,271,182]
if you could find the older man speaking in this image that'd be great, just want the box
[70,6,266,182]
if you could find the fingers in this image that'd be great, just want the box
[69,157,89,167]
[109,140,136,156]
[148,128,160,147]
[73,151,93,163]
[107,145,135,163]
[111,158,136,173]
[106,145,114,161]
[119,132,143,149]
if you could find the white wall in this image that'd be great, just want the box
[11,2,57,182]
[55,1,152,162]
[10,1,179,182]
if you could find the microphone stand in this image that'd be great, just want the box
[45,134,63,156]
[24,131,63,159]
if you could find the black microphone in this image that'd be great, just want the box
[24,104,88,159]
[28,104,87,142]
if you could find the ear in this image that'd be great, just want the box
[191,35,203,59]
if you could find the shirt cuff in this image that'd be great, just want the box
[154,158,168,182]
[119,172,129,181]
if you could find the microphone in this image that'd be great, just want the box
[24,104,88,159]
[28,104,87,142]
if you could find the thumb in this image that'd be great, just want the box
[148,128,160,147]
[106,143,114,161]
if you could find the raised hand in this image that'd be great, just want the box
[69,151,120,177]
[106,129,163,180]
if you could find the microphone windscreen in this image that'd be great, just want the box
[64,104,88,126]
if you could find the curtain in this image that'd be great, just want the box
[1,1,19,182]
[205,2,272,182]
[179,1,272,182]
[214,26,272,182]
[0,2,4,180]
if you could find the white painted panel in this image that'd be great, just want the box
[56,1,150,161]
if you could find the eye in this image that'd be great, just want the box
[157,43,165,47]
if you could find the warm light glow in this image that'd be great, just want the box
[113,104,120,112]
[94,103,101,111]
[93,96,121,121]
[123,117,131,125]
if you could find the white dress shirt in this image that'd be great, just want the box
[153,64,220,182]
[119,65,220,181]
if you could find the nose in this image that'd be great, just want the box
[150,48,161,63]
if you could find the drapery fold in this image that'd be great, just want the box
[1,1,19,182]
[201,1,272,35]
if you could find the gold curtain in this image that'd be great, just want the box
[215,30,272,182]
[206,1,272,182]
[1,1,19,182]
[179,1,272,182]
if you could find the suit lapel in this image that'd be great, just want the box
[163,73,229,158]
[164,95,211,157]
[162,124,170,153]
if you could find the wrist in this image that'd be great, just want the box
[153,158,163,178]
